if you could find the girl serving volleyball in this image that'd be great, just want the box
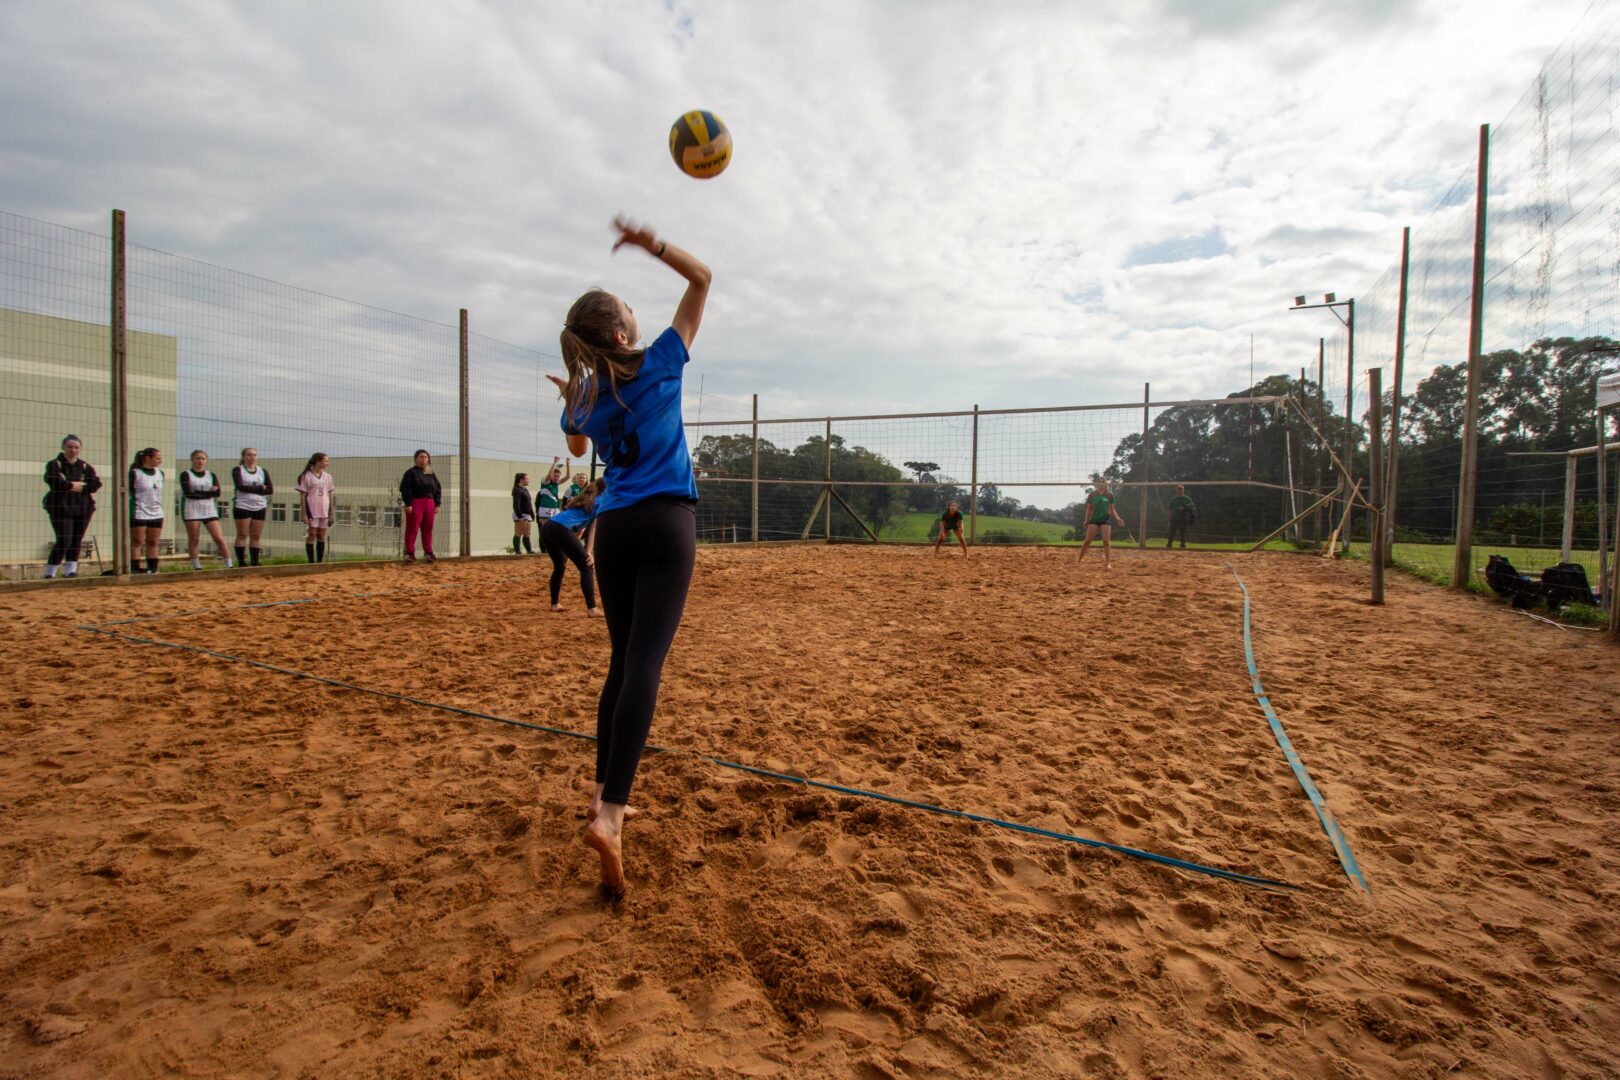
[546,214,710,899]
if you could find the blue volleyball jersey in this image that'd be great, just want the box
[552,505,594,530]
[560,327,697,514]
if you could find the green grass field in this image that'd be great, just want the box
[1387,541,1604,587]
[874,511,1302,552]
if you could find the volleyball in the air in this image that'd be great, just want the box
[669,110,732,179]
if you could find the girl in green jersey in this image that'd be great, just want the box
[1077,479,1127,567]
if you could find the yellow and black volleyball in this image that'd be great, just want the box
[669,110,732,180]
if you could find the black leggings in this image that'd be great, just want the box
[592,498,696,806]
[47,512,92,564]
[540,519,596,609]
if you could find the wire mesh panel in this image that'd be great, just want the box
[125,244,460,567]
[0,212,113,577]
[468,330,584,554]
[1354,2,1620,591]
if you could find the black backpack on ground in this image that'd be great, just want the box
[1540,562,1595,609]
[1484,554,1542,609]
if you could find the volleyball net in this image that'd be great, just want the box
[683,395,1309,547]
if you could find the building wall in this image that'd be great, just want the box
[1,302,581,567]
[0,308,177,565]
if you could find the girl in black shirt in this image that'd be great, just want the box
[512,472,536,554]
[42,435,102,579]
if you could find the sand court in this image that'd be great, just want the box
[2,546,1617,1077]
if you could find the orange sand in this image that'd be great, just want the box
[1,547,1617,1077]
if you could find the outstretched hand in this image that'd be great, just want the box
[610,214,659,255]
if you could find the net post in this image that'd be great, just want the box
[969,404,979,545]
[823,417,832,543]
[1608,437,1619,638]
[1344,299,1356,555]
[1560,453,1577,564]
[109,209,130,579]
[1368,367,1385,605]
[1316,338,1327,544]
[1138,383,1149,548]
[1292,369,1306,540]
[1598,388,1610,620]
[1385,226,1410,567]
[750,394,759,545]
[1453,122,1490,589]
[458,308,471,558]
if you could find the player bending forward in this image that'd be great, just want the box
[934,500,968,556]
[1076,479,1127,567]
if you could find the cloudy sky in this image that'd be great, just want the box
[0,0,1598,428]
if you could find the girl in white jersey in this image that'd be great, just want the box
[231,447,273,566]
[128,447,165,574]
[180,449,232,570]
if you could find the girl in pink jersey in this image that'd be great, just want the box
[296,452,335,563]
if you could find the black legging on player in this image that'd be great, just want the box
[47,512,92,565]
[592,497,697,807]
[540,518,597,609]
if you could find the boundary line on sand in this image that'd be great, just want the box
[78,623,1300,893]
[1226,564,1369,893]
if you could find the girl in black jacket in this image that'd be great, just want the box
[512,472,536,554]
[399,450,442,562]
[42,435,102,579]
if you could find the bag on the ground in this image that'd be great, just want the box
[1485,554,1542,609]
[1540,562,1595,608]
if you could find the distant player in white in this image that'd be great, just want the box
[128,447,165,574]
[180,449,232,570]
[231,448,273,567]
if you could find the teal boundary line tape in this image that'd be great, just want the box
[79,623,1298,893]
[1225,564,1369,893]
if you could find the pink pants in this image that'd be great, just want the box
[404,498,437,556]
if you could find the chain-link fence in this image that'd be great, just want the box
[1,210,585,579]
[1341,0,1620,619]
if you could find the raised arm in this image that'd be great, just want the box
[611,215,711,348]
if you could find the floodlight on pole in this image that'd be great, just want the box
[1289,290,1357,552]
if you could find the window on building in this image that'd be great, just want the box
[383,506,402,528]
[291,504,302,524]
[271,502,287,523]
[356,505,378,527]
[334,506,353,527]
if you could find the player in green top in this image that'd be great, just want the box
[1076,478,1127,567]
[534,457,565,557]
[934,500,968,556]
[1166,484,1195,549]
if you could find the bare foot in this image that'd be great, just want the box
[586,607,603,618]
[583,817,625,897]
[550,604,564,612]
